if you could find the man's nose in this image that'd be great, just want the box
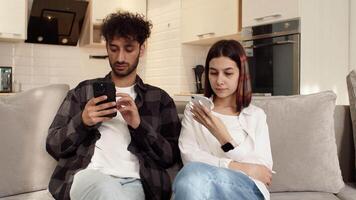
[117,51,125,62]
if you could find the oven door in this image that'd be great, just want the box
[243,34,300,95]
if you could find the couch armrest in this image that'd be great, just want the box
[337,183,356,200]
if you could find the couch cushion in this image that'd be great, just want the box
[0,84,69,198]
[252,91,344,193]
[346,70,356,177]
[0,190,53,200]
[271,192,340,200]
[336,183,356,200]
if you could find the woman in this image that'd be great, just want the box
[173,40,273,200]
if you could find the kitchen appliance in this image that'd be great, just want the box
[0,67,12,93]
[26,0,88,46]
[193,65,205,94]
[241,19,300,95]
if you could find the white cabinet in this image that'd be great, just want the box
[91,0,121,24]
[80,0,146,47]
[181,0,241,45]
[0,0,27,41]
[119,0,146,17]
[242,0,299,27]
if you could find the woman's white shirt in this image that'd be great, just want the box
[179,103,273,200]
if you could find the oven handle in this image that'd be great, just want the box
[243,40,296,49]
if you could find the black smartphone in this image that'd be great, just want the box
[93,81,117,118]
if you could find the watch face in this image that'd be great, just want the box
[221,142,234,152]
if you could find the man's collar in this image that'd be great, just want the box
[104,72,147,91]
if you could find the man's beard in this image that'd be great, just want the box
[110,53,140,78]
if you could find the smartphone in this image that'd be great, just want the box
[93,81,117,118]
[191,95,214,111]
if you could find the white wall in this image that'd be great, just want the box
[299,0,349,105]
[0,42,118,91]
[351,0,356,71]
[146,0,209,96]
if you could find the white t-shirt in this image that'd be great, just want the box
[179,103,273,200]
[87,85,140,179]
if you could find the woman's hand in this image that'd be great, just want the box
[190,102,232,144]
[229,161,272,186]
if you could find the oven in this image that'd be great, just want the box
[241,19,300,96]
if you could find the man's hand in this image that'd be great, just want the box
[116,93,140,129]
[82,95,117,126]
[229,161,272,186]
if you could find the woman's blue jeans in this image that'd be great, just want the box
[173,162,264,200]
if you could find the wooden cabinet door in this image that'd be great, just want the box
[242,0,299,27]
[0,0,27,40]
[91,0,120,24]
[181,0,239,44]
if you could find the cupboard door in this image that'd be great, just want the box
[181,0,204,43]
[81,0,146,47]
[91,0,120,24]
[0,0,27,40]
[242,0,299,27]
[119,0,146,15]
[181,0,239,44]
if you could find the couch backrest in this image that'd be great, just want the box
[0,84,69,198]
[334,105,355,182]
[175,101,355,183]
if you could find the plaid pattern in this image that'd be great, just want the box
[46,74,181,200]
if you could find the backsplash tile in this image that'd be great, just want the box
[146,0,210,96]
[0,42,108,91]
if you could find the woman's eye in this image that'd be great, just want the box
[225,73,233,76]
[209,72,217,75]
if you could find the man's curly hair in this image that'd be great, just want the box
[101,11,152,45]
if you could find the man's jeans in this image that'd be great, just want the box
[173,162,264,200]
[70,169,145,200]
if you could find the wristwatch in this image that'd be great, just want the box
[221,140,238,152]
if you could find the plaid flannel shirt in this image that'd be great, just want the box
[46,74,181,200]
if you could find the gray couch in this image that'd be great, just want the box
[0,84,355,200]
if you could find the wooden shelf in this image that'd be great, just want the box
[0,93,16,96]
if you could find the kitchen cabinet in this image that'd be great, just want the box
[0,0,27,41]
[80,0,146,47]
[181,0,241,45]
[242,0,299,27]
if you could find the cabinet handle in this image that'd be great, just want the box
[89,55,108,59]
[254,14,282,21]
[197,32,215,38]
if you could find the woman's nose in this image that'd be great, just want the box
[216,75,224,85]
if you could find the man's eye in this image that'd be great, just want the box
[110,48,117,52]
[209,72,218,75]
[125,47,134,52]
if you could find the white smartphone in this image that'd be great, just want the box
[190,95,214,111]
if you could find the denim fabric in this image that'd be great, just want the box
[70,169,145,200]
[173,162,264,200]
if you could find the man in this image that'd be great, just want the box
[46,11,181,200]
